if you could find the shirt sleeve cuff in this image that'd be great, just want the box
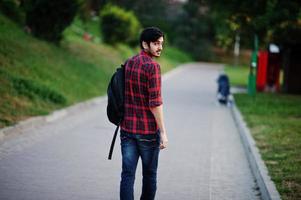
[149,99,163,108]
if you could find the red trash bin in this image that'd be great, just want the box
[256,47,281,92]
[256,51,268,91]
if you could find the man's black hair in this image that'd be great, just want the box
[140,27,164,49]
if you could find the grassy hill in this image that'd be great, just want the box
[0,14,192,128]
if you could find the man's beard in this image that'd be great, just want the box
[153,50,161,57]
[145,48,161,57]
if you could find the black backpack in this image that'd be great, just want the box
[106,62,126,160]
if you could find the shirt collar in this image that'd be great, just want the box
[140,50,152,58]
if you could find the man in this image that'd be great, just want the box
[120,27,168,200]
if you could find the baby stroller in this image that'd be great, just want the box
[217,74,230,105]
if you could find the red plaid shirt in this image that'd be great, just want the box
[121,50,163,134]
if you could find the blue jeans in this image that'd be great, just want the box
[120,130,160,200]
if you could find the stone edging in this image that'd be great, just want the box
[230,102,282,200]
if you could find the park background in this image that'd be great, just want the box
[0,0,300,199]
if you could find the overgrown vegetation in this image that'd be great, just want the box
[0,13,192,128]
[1,69,66,104]
[1,0,300,63]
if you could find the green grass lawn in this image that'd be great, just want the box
[235,93,301,200]
[224,64,249,87]
[0,14,192,128]
[225,64,301,200]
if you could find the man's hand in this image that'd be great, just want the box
[150,105,167,149]
[160,132,168,150]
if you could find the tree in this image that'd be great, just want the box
[78,0,107,22]
[110,0,171,37]
[207,0,301,48]
[172,0,214,60]
[0,0,26,24]
[25,0,79,43]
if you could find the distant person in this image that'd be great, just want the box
[120,27,168,200]
[217,73,230,105]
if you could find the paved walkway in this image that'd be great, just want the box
[0,63,261,200]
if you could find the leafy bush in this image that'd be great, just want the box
[25,0,79,43]
[0,68,66,104]
[100,4,141,46]
[12,78,67,104]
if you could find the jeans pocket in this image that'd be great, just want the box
[120,135,129,146]
[139,138,159,148]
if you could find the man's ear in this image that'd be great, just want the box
[142,41,149,50]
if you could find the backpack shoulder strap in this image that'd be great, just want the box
[108,122,120,160]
